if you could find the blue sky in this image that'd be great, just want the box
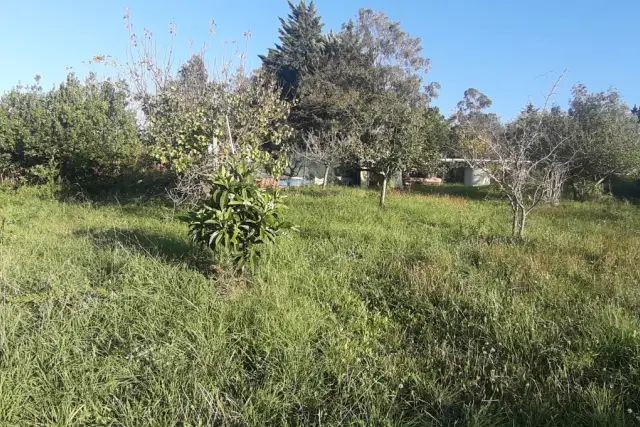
[1,0,638,118]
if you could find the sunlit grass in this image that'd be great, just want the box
[1,186,639,425]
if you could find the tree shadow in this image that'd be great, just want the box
[610,178,640,204]
[283,186,343,198]
[58,170,176,207]
[408,183,503,201]
[74,227,215,275]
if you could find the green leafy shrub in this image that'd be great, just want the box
[0,73,141,186]
[181,160,295,269]
[143,57,292,176]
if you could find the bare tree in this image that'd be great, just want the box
[96,10,293,211]
[455,73,573,238]
[298,130,351,188]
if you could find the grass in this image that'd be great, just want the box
[1,185,640,426]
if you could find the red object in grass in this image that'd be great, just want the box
[257,177,279,188]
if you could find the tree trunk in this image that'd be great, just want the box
[380,175,388,207]
[518,211,527,238]
[542,167,565,205]
[323,164,330,189]
[511,205,527,238]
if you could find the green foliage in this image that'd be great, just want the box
[0,104,16,181]
[0,73,141,185]
[449,88,500,158]
[260,0,326,100]
[224,73,294,178]
[30,157,62,198]
[569,84,640,183]
[261,5,448,200]
[146,61,293,176]
[302,10,444,205]
[181,160,294,269]
[146,84,219,173]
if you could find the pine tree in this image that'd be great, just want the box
[260,0,325,100]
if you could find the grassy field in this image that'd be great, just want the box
[1,185,640,426]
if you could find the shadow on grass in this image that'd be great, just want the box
[408,183,503,200]
[610,178,640,203]
[283,186,343,198]
[58,170,176,207]
[537,203,624,222]
[75,227,215,275]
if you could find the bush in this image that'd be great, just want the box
[181,160,295,269]
[571,179,608,201]
[0,73,141,186]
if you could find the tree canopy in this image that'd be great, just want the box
[260,0,325,101]
[569,85,640,186]
[0,73,140,184]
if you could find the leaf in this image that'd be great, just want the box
[208,231,220,246]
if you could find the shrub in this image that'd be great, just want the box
[181,160,295,269]
[0,73,141,186]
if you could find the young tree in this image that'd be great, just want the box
[299,130,350,187]
[346,93,443,206]
[116,11,293,181]
[454,77,573,237]
[115,11,297,269]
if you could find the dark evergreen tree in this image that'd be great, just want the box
[260,1,325,100]
[176,54,210,104]
[632,104,640,121]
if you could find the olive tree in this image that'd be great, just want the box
[299,9,442,206]
[346,95,443,206]
[454,76,573,237]
[298,130,351,187]
[568,85,640,198]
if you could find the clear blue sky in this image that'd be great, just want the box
[1,0,638,118]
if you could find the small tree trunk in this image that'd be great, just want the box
[511,205,527,238]
[323,164,330,188]
[380,175,388,207]
[518,210,527,238]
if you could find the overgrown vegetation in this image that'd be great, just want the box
[0,74,141,186]
[2,188,640,425]
[451,78,640,236]
[2,1,640,424]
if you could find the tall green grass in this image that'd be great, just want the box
[1,186,639,425]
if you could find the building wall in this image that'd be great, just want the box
[464,167,491,186]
